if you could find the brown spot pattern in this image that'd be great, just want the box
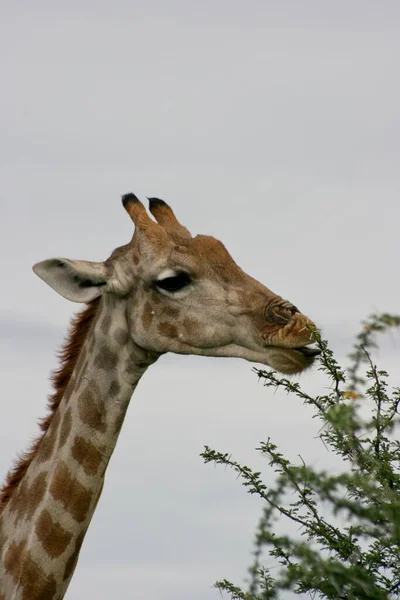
[4,541,57,600]
[59,408,72,448]
[7,478,28,519]
[71,436,104,476]
[50,462,92,523]
[141,301,154,330]
[93,346,118,371]
[10,472,48,521]
[158,322,178,339]
[25,473,48,520]
[151,292,161,305]
[38,410,61,463]
[78,383,106,433]
[114,327,129,345]
[109,380,121,398]
[4,540,24,579]
[35,509,72,558]
[182,318,199,335]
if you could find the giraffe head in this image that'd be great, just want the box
[33,194,320,374]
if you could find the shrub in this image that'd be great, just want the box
[202,314,400,599]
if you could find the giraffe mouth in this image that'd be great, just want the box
[294,345,321,358]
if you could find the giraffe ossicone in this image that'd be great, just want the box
[0,193,320,599]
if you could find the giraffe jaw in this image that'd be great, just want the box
[260,344,320,373]
[187,342,320,374]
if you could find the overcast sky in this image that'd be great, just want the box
[1,1,400,598]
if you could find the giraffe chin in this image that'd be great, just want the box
[263,346,319,374]
[188,343,319,374]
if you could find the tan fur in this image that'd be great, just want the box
[49,462,93,523]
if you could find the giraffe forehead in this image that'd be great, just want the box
[175,235,236,264]
[166,235,240,275]
[108,231,241,280]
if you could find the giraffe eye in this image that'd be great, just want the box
[155,272,192,293]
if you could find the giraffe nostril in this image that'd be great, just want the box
[266,301,299,325]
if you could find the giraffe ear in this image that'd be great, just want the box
[33,258,108,303]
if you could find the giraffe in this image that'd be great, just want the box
[0,194,320,599]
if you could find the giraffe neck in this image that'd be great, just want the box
[0,294,159,600]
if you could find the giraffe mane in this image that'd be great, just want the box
[0,297,101,514]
